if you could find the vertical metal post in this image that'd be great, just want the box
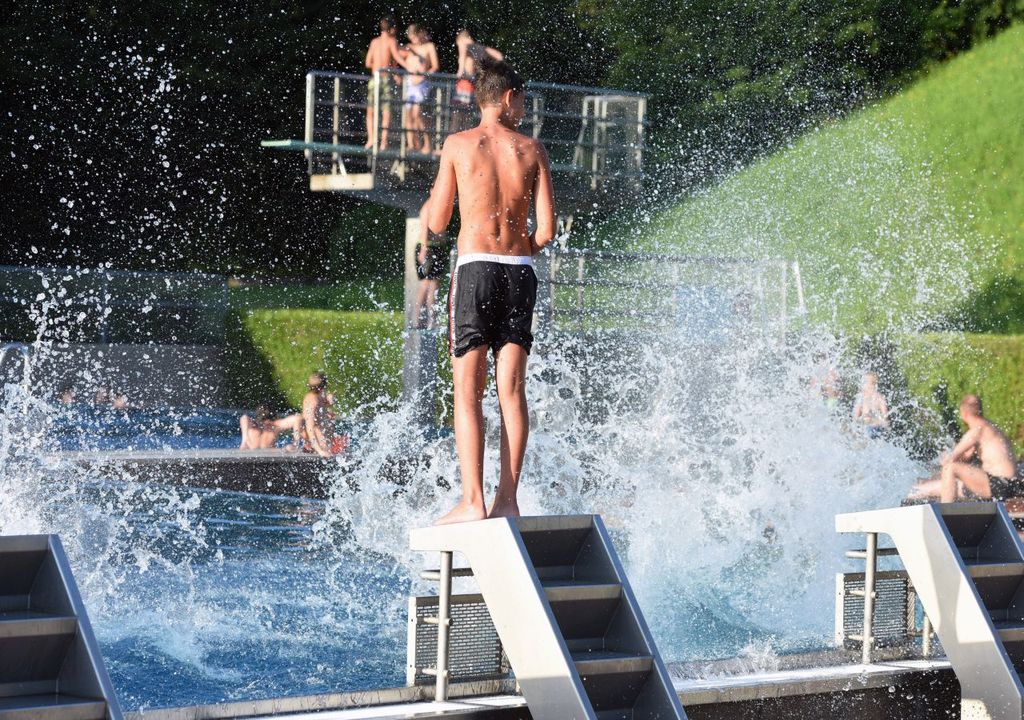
[922,613,933,658]
[435,550,453,702]
[862,532,877,664]
[100,272,109,345]
[332,77,341,173]
[304,73,316,174]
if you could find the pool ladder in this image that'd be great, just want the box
[412,515,687,720]
[417,558,475,701]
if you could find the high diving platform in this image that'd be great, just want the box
[262,69,648,214]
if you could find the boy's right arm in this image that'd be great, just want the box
[529,142,556,253]
[365,41,374,69]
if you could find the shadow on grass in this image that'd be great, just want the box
[223,310,290,413]
[938,274,1024,333]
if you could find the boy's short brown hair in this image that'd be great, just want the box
[475,58,524,107]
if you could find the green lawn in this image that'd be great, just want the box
[224,278,406,412]
[621,23,1024,334]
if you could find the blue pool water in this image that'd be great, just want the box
[50,406,241,450]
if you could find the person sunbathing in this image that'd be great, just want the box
[239,404,302,451]
[908,394,1018,502]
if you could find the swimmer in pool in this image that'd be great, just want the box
[908,394,1019,502]
[427,57,555,525]
[852,372,889,438]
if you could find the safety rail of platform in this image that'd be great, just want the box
[264,68,649,192]
[529,248,806,339]
[0,265,228,345]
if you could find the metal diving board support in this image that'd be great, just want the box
[410,515,686,720]
[838,502,1024,720]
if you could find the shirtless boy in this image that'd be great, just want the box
[364,16,402,149]
[240,405,302,451]
[909,395,1019,502]
[428,58,555,525]
[397,25,440,154]
[302,372,345,457]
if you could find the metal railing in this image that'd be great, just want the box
[531,248,806,341]
[302,68,648,191]
[0,265,228,346]
[837,536,934,662]
[412,558,482,701]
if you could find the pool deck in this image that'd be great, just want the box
[55,448,336,499]
[124,657,956,720]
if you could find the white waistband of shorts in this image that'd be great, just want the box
[455,253,534,269]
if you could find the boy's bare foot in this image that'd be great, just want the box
[435,500,487,525]
[487,499,520,519]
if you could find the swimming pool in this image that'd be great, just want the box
[49,406,241,451]
[2,331,921,711]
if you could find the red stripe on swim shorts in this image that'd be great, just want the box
[447,267,458,356]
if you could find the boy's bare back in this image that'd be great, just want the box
[366,35,399,72]
[431,124,554,257]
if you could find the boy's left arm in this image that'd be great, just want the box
[530,143,555,254]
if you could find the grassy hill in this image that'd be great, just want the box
[624,23,1024,334]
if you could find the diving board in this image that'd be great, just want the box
[410,515,686,720]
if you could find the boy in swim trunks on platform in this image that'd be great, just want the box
[364,16,402,149]
[427,58,555,525]
[908,394,1020,502]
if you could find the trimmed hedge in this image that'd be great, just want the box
[900,333,1024,452]
[225,308,403,413]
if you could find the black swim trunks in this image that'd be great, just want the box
[988,474,1024,501]
[448,254,537,357]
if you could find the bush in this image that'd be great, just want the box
[899,333,1024,453]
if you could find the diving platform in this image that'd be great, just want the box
[410,515,686,720]
[261,69,648,214]
[838,502,1024,720]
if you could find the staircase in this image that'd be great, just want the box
[837,502,1024,720]
[0,535,122,720]
[410,515,686,720]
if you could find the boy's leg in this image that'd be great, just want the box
[436,344,490,525]
[490,343,529,518]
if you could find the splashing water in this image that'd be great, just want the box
[0,307,928,708]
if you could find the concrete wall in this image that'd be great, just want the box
[26,344,226,408]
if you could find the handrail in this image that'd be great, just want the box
[307,68,651,99]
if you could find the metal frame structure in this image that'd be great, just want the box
[410,515,686,719]
[263,68,649,203]
[0,265,228,346]
[837,502,1024,720]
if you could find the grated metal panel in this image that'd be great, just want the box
[407,593,511,686]
[835,570,917,649]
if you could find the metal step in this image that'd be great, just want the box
[544,580,623,645]
[0,694,106,720]
[993,620,1024,644]
[0,611,78,639]
[572,650,653,676]
[965,561,1024,578]
[0,536,122,720]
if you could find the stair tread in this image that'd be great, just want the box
[966,561,1024,577]
[542,580,621,601]
[941,503,999,516]
[572,649,653,675]
[0,612,77,639]
[0,693,104,709]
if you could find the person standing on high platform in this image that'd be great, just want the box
[427,58,555,525]
[364,16,402,150]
